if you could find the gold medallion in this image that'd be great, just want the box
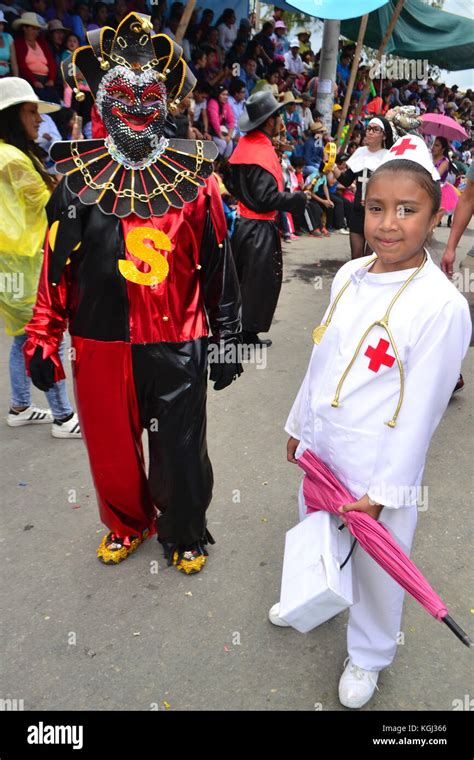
[312,324,327,344]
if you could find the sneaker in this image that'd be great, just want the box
[268,602,290,627]
[310,229,322,237]
[452,374,464,394]
[7,405,53,427]
[290,233,299,240]
[51,412,82,438]
[339,228,350,235]
[321,227,331,237]
[283,235,291,242]
[338,657,380,709]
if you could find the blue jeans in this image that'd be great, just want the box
[9,334,73,420]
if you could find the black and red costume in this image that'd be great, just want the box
[24,13,242,565]
[228,114,306,336]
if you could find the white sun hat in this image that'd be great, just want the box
[12,11,46,31]
[0,77,60,114]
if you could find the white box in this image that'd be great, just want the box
[279,511,354,633]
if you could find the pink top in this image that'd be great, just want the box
[207,98,235,138]
[25,42,48,77]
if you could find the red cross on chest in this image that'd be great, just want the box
[390,138,417,156]
[364,338,396,372]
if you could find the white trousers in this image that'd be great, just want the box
[298,483,418,671]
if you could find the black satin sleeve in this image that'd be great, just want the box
[337,168,357,188]
[46,179,87,285]
[199,204,242,343]
[227,164,307,215]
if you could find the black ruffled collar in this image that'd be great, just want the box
[50,137,218,218]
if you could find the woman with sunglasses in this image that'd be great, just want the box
[333,117,394,259]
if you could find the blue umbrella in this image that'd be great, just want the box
[283,0,389,21]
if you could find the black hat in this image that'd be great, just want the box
[238,90,283,132]
[61,11,195,111]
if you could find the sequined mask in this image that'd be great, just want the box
[51,11,218,220]
[96,67,168,169]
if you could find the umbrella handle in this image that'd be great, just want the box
[340,538,358,570]
[442,615,473,648]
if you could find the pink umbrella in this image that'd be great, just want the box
[298,448,472,647]
[420,113,468,142]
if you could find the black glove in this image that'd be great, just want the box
[208,338,243,391]
[29,345,55,392]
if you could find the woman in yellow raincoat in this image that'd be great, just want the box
[0,77,80,437]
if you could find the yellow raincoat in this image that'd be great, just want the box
[0,140,50,335]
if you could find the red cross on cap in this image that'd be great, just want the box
[390,137,417,156]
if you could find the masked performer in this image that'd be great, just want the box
[227,90,307,347]
[23,12,243,573]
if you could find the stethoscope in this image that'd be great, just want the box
[312,250,428,428]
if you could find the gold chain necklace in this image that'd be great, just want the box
[312,252,428,428]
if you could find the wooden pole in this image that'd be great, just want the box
[336,13,369,146]
[340,0,405,153]
[175,0,196,44]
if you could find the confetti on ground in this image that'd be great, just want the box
[133,632,141,636]
[84,648,96,658]
[44,616,50,620]
[23,524,34,531]
[18,482,27,487]
[72,505,81,509]
[163,701,171,710]
[262,481,268,486]
[470,609,474,614]
[224,645,230,653]
[185,591,193,597]
[261,517,268,523]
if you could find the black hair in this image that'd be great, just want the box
[194,81,211,95]
[266,61,281,78]
[290,154,305,169]
[211,84,228,106]
[0,103,55,191]
[221,8,235,23]
[368,159,441,215]
[229,78,246,96]
[434,135,450,157]
[192,47,206,63]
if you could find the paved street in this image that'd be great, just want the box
[0,223,472,711]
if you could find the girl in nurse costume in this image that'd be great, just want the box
[271,135,471,709]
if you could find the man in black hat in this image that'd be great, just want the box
[227,90,307,346]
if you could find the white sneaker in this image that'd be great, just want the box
[51,412,82,439]
[7,405,53,427]
[338,657,380,709]
[268,602,290,627]
[339,228,350,235]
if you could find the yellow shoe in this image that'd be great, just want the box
[97,529,149,565]
[172,547,208,574]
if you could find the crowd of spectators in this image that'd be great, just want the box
[0,1,472,239]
